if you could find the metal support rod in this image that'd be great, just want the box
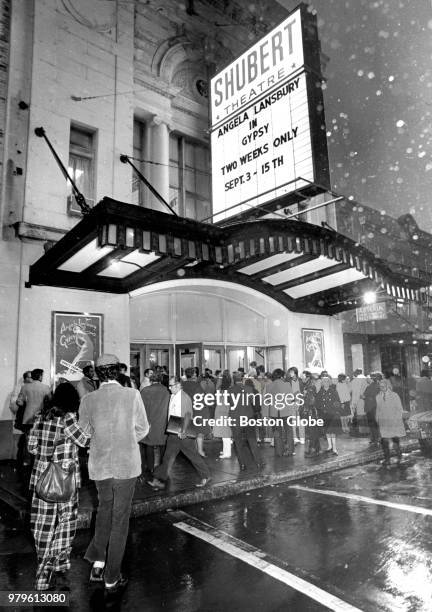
[34,127,91,214]
[120,154,178,216]
[284,196,344,219]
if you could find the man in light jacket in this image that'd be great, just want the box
[79,354,149,594]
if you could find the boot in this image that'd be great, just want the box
[304,439,313,457]
[393,439,402,465]
[381,438,390,466]
[219,438,232,458]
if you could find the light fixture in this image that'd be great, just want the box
[363,291,376,304]
[398,339,404,344]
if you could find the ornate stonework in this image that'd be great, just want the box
[59,0,117,33]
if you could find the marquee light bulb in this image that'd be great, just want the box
[363,291,376,304]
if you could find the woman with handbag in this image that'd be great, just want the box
[28,382,90,590]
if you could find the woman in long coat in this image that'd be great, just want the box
[213,370,232,458]
[301,371,320,457]
[28,383,90,590]
[376,378,406,466]
[316,376,341,455]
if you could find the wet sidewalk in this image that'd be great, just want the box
[0,434,419,529]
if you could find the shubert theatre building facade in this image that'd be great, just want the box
[0,0,428,456]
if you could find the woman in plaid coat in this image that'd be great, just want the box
[28,382,90,590]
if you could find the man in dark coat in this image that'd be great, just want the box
[183,367,209,457]
[139,372,170,476]
[229,373,263,470]
[147,376,210,489]
[364,372,382,444]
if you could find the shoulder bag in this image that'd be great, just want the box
[35,427,76,503]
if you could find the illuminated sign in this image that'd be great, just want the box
[210,3,330,223]
[356,302,388,322]
[210,8,304,126]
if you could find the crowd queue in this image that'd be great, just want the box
[8,358,430,592]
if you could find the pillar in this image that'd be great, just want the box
[405,345,420,377]
[149,116,170,212]
[367,342,382,373]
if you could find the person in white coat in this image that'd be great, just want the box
[376,378,406,466]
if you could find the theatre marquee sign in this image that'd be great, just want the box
[210,3,330,223]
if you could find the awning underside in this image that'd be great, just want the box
[28,198,426,315]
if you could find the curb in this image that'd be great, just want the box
[74,439,419,529]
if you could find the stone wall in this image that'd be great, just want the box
[0,0,10,229]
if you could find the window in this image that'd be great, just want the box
[67,125,95,214]
[170,134,211,221]
[132,120,147,206]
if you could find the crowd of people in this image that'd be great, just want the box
[8,357,426,593]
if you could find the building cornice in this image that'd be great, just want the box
[14,222,67,243]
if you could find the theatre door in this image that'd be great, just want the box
[176,343,204,376]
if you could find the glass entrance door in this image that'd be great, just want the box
[176,343,204,377]
[266,345,286,373]
[203,347,224,373]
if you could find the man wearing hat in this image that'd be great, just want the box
[79,354,149,593]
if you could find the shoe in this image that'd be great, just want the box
[55,570,70,591]
[299,439,305,444]
[219,454,231,459]
[35,569,54,591]
[147,478,166,490]
[105,574,128,594]
[195,477,211,487]
[89,565,104,583]
[332,449,339,455]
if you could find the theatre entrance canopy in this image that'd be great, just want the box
[28,198,426,315]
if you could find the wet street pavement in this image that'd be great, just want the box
[1,449,431,611]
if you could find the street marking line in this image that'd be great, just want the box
[289,485,432,516]
[174,515,362,612]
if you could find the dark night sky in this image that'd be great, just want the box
[306,0,432,229]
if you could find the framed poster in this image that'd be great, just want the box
[302,329,325,371]
[52,311,103,383]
